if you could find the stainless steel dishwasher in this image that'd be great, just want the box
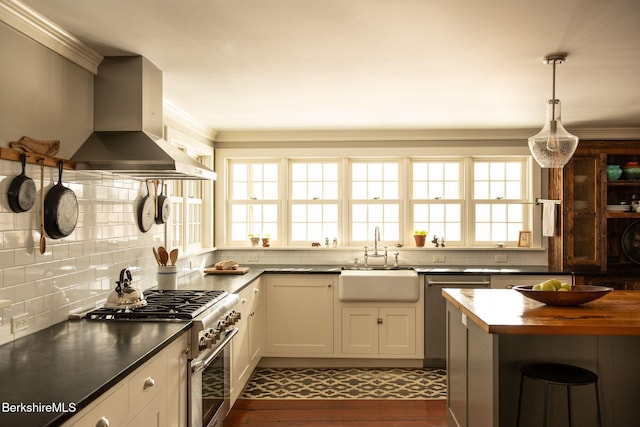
[424,274,490,367]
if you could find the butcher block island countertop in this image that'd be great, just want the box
[442,288,640,336]
[443,288,640,427]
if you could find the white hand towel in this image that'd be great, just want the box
[542,201,557,237]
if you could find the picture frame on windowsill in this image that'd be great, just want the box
[518,231,532,248]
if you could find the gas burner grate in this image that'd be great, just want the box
[87,289,228,321]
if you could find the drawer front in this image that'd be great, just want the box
[67,382,128,427]
[128,351,168,412]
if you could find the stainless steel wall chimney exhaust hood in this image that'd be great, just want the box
[72,56,216,180]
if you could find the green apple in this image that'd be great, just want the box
[560,283,571,291]
[532,284,542,291]
[548,279,562,290]
[540,281,556,291]
[557,287,569,292]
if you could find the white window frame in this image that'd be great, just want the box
[409,158,465,246]
[226,159,281,246]
[348,158,403,246]
[288,159,342,246]
[468,156,532,247]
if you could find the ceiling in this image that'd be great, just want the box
[19,0,640,137]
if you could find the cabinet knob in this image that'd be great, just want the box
[377,318,383,324]
[95,416,110,427]
[328,284,332,288]
[241,298,247,304]
[254,288,260,294]
[143,377,155,390]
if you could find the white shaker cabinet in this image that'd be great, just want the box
[341,306,416,356]
[265,274,336,356]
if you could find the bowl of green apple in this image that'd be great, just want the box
[513,279,613,306]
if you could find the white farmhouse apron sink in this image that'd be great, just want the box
[338,269,420,302]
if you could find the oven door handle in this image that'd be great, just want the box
[191,328,238,373]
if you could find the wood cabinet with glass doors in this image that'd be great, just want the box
[549,141,640,283]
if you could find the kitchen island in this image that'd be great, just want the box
[443,288,640,427]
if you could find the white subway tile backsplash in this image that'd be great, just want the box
[3,266,26,287]
[0,159,164,345]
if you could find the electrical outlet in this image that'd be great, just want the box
[495,254,508,263]
[11,313,29,333]
[247,253,259,263]
[433,254,446,263]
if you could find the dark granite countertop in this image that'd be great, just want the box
[0,263,568,426]
[0,320,190,427]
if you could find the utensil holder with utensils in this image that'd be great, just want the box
[157,265,177,290]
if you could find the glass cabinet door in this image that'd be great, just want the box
[566,156,600,266]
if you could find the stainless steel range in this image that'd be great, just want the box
[87,279,240,427]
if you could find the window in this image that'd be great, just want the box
[228,161,279,243]
[471,159,529,244]
[411,160,463,243]
[289,161,340,244]
[350,160,400,243]
[222,154,534,248]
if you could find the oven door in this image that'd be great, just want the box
[189,328,238,427]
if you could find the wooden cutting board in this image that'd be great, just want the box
[204,267,250,275]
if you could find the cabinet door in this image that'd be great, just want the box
[231,284,253,404]
[341,306,378,354]
[166,333,188,427]
[379,307,415,355]
[248,282,265,365]
[266,275,335,355]
[564,155,602,267]
[126,390,167,427]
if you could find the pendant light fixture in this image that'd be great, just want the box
[528,53,579,168]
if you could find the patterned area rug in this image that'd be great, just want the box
[240,367,447,400]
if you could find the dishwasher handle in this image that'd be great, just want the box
[427,281,491,286]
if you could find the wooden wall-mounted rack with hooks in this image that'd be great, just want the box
[0,147,75,169]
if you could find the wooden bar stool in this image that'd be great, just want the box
[516,362,602,427]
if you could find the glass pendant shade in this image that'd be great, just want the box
[528,99,579,168]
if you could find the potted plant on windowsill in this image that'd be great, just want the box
[413,230,428,247]
[261,234,271,247]
[248,234,261,247]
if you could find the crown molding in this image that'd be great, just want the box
[0,0,102,74]
[214,127,640,144]
[163,100,218,142]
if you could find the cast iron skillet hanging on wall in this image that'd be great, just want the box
[138,180,155,233]
[155,181,170,224]
[7,153,36,213]
[44,161,78,239]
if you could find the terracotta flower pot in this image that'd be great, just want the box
[414,234,426,247]
[261,238,270,247]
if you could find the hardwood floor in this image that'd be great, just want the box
[224,399,448,426]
